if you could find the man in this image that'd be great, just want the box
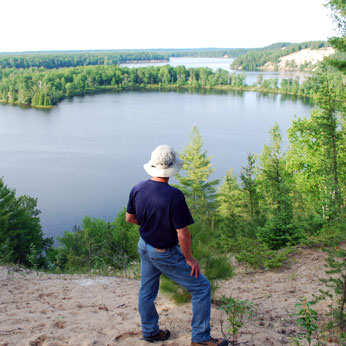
[126,144,228,346]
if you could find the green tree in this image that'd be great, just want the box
[257,123,299,249]
[325,0,346,73]
[175,125,219,227]
[240,153,261,226]
[288,73,344,220]
[172,126,232,300]
[56,210,139,272]
[216,169,244,238]
[0,178,52,267]
[257,73,263,86]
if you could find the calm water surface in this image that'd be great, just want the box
[0,90,313,240]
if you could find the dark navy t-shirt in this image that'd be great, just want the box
[127,179,194,248]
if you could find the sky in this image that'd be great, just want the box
[0,0,337,53]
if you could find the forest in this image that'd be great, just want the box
[0,48,250,69]
[0,62,345,108]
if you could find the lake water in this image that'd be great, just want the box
[0,89,313,241]
[121,57,308,85]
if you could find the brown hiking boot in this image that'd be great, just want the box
[191,337,228,346]
[142,329,171,342]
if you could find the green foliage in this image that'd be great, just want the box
[317,246,346,330]
[26,243,39,269]
[339,332,346,345]
[216,153,262,240]
[288,73,345,221]
[300,218,346,248]
[0,56,344,110]
[257,216,302,250]
[0,238,14,264]
[257,123,301,249]
[55,209,139,272]
[0,177,52,267]
[220,235,293,270]
[219,296,254,344]
[292,297,318,346]
[0,65,247,108]
[216,169,245,238]
[324,0,346,75]
[176,125,219,225]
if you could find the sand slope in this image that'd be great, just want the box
[0,248,339,346]
[261,47,335,71]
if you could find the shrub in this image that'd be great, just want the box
[256,215,302,250]
[0,178,53,267]
[219,296,254,345]
[317,247,346,331]
[54,209,139,272]
[301,220,346,248]
[220,235,294,270]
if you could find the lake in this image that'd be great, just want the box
[0,89,313,241]
[121,57,308,85]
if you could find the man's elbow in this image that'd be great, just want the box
[126,212,134,223]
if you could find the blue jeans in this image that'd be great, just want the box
[137,237,211,343]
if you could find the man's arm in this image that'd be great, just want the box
[177,226,200,278]
[126,212,139,225]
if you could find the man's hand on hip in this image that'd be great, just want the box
[177,226,201,278]
[186,257,201,278]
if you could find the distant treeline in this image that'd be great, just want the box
[0,41,332,71]
[1,64,345,108]
[231,41,331,71]
[0,48,250,70]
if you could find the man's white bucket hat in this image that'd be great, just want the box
[143,144,184,178]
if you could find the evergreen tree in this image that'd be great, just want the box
[216,169,244,238]
[240,153,260,226]
[173,126,232,299]
[257,123,299,249]
[175,125,219,228]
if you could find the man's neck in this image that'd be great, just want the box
[151,177,169,183]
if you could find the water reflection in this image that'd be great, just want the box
[254,91,314,106]
[0,91,313,239]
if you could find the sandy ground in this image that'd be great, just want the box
[0,248,340,346]
[261,47,335,71]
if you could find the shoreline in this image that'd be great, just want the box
[0,84,314,110]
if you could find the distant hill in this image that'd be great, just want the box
[262,47,335,71]
[0,43,335,71]
[0,48,251,70]
[231,41,333,71]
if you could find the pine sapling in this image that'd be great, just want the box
[292,297,318,346]
[219,296,254,345]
